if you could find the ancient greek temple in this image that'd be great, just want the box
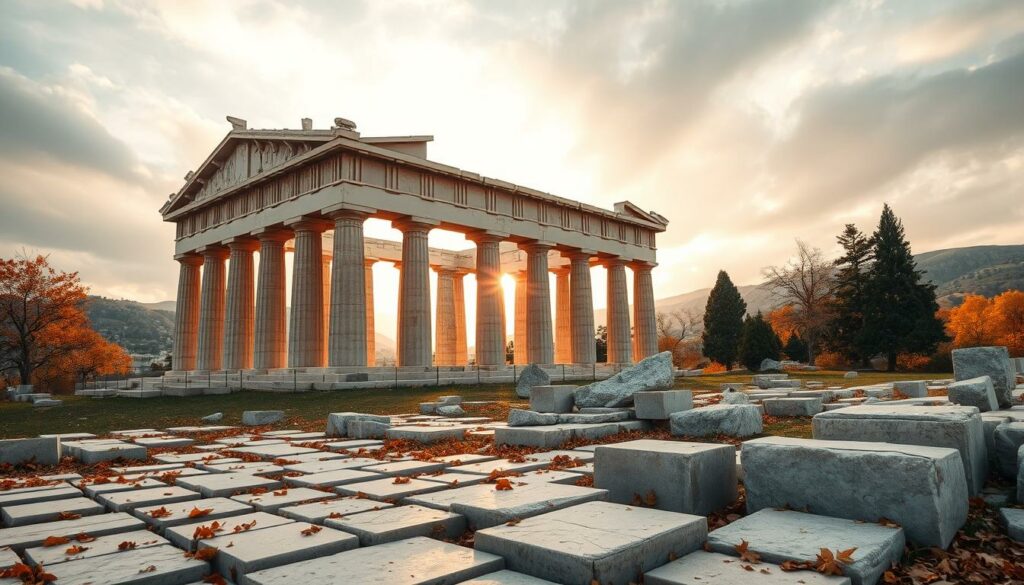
[160,116,667,385]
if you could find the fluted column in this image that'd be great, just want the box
[632,262,658,361]
[434,269,457,365]
[253,229,290,370]
[287,217,331,368]
[554,266,571,364]
[395,218,436,366]
[568,251,596,364]
[365,259,377,367]
[196,245,228,371]
[453,271,468,365]
[522,242,554,364]
[172,254,203,371]
[471,234,506,366]
[605,258,632,364]
[322,254,331,365]
[223,237,257,370]
[327,210,369,366]
[513,270,528,365]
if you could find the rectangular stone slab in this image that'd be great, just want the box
[278,498,392,524]
[812,404,988,495]
[82,478,167,498]
[476,501,706,585]
[2,497,105,527]
[361,460,447,476]
[228,444,320,460]
[595,439,736,516]
[198,461,285,475]
[283,469,382,488]
[634,390,693,420]
[707,509,904,585]
[336,477,448,502]
[164,511,294,550]
[176,473,283,498]
[449,458,550,476]
[133,497,254,529]
[282,457,381,474]
[458,571,559,584]
[44,544,209,585]
[529,385,576,413]
[742,436,968,547]
[230,487,336,512]
[0,512,144,552]
[24,528,168,566]
[98,485,200,512]
[386,426,467,443]
[645,551,851,585]
[763,397,823,417]
[0,485,81,509]
[198,521,358,580]
[324,504,466,546]
[244,536,504,585]
[448,482,609,529]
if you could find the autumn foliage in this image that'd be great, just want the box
[945,291,1024,356]
[0,254,131,391]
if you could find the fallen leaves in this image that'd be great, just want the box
[734,540,761,564]
[41,536,70,547]
[494,478,513,491]
[148,506,173,518]
[74,532,96,543]
[193,521,224,540]
[300,525,322,536]
[232,520,257,533]
[117,541,137,551]
[56,511,81,521]
[193,547,218,562]
[188,506,213,518]
[0,562,56,583]
[203,573,228,585]
[272,488,288,496]
[392,476,411,484]
[64,544,89,555]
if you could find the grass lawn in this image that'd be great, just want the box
[0,369,950,439]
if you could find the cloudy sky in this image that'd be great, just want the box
[1,0,1022,340]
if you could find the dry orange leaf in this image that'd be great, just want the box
[816,548,844,576]
[57,511,82,521]
[494,478,514,491]
[42,536,70,547]
[300,525,322,536]
[75,532,96,543]
[203,573,228,585]
[188,506,214,518]
[194,547,218,561]
[148,506,173,518]
[392,476,411,484]
[734,540,762,564]
[65,544,89,555]
[118,541,137,551]
[232,520,257,533]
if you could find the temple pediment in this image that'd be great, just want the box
[614,201,669,226]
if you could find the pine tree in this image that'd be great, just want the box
[860,204,946,371]
[739,312,781,371]
[828,223,874,365]
[702,270,747,369]
[783,334,809,362]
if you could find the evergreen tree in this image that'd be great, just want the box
[702,270,747,369]
[783,334,809,362]
[860,205,946,371]
[739,312,781,371]
[828,224,874,364]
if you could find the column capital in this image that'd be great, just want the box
[251,227,292,242]
[432,266,459,275]
[174,253,203,265]
[466,230,509,244]
[284,216,332,232]
[197,245,229,259]
[323,202,377,218]
[630,260,657,272]
[222,236,259,252]
[601,256,629,268]
[392,216,440,233]
[563,248,597,261]
[551,265,571,276]
[518,240,556,254]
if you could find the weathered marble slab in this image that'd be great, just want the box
[198,521,357,581]
[2,497,104,528]
[645,551,850,585]
[0,512,145,552]
[325,504,466,545]
[176,473,282,498]
[133,497,254,529]
[278,497,392,524]
[335,477,448,502]
[45,544,208,585]
[98,485,200,512]
[164,511,294,551]
[230,487,336,512]
[24,528,168,566]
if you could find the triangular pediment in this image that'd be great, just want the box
[614,201,669,226]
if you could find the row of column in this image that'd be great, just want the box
[171,216,658,371]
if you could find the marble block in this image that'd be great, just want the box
[325,504,466,545]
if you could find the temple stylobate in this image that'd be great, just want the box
[161,116,667,381]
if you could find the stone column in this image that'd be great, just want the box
[287,217,331,368]
[470,233,506,366]
[253,229,290,370]
[513,270,528,365]
[327,210,370,366]
[365,259,377,367]
[632,262,658,362]
[568,251,596,364]
[222,237,257,371]
[605,258,632,364]
[196,245,228,371]
[522,242,554,364]
[434,269,457,366]
[553,266,571,364]
[395,218,437,366]
[453,271,468,365]
[322,254,331,365]
[172,254,203,371]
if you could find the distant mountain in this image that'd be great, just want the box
[85,296,174,355]
[915,244,1024,306]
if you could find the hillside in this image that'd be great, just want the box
[85,296,174,355]
[916,244,1024,306]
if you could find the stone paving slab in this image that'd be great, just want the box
[449,458,551,476]
[227,444,320,460]
[336,477,448,502]
[707,509,904,585]
[98,485,201,512]
[24,528,168,566]
[645,551,851,585]
[282,457,381,474]
[176,473,283,498]
[278,497,392,524]
[361,460,447,476]
[133,497,255,529]
[0,485,81,509]
[82,478,167,498]
[444,482,609,529]
[198,521,358,581]
[45,543,209,585]
[283,468,382,488]
[133,436,195,449]
[154,452,240,465]
[0,512,145,552]
[230,487,336,512]
[523,449,595,464]
[73,442,147,464]
[197,462,284,476]
[323,439,384,451]
[386,426,468,443]
[432,454,498,466]
[508,470,585,485]
[324,504,466,545]
[164,511,294,550]
[244,536,504,585]
[265,451,346,464]
[109,463,185,475]
[459,571,559,584]
[475,501,706,585]
[2,496,105,527]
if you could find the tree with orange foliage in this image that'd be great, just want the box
[0,254,130,389]
[992,290,1024,356]
[945,294,997,348]
[766,305,799,344]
